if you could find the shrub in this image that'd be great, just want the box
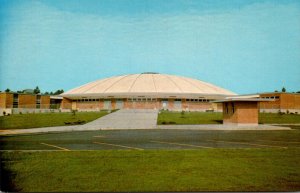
[181,110,185,118]
[71,110,77,116]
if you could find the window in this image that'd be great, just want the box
[175,99,181,101]
[225,103,228,114]
[231,103,235,114]
[36,95,41,109]
[13,94,18,108]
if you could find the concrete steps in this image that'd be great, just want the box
[80,109,159,129]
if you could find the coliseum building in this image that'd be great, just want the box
[60,72,236,111]
[1,73,300,116]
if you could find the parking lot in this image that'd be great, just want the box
[1,128,300,151]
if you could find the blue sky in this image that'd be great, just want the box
[0,0,299,94]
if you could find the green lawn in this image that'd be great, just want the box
[0,111,109,130]
[259,113,300,124]
[157,111,223,124]
[2,149,299,192]
[157,111,300,125]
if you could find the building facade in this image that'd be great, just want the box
[259,92,300,113]
[0,92,68,115]
[60,73,236,112]
[222,101,259,125]
[2,74,299,116]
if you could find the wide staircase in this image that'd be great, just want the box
[80,109,159,129]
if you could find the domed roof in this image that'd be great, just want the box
[62,73,236,99]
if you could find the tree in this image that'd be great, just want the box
[282,87,286,93]
[44,92,49,95]
[5,88,10,92]
[274,90,278,92]
[33,86,40,94]
[54,89,64,95]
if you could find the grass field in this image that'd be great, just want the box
[157,111,300,124]
[259,113,300,124]
[2,149,300,192]
[0,111,109,130]
[1,127,300,192]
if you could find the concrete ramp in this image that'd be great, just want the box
[80,109,159,129]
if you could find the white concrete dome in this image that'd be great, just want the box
[62,73,236,99]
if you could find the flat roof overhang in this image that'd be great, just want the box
[60,92,236,100]
[50,96,63,100]
[213,98,275,103]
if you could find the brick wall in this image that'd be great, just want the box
[61,98,72,109]
[0,93,7,108]
[183,101,212,110]
[5,93,13,108]
[223,101,258,125]
[124,101,160,109]
[41,95,50,109]
[259,93,300,110]
[281,93,297,109]
[76,101,102,110]
[295,95,300,109]
[19,94,36,108]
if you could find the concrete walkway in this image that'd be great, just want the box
[158,124,291,130]
[0,109,159,135]
[80,109,159,129]
[0,109,293,135]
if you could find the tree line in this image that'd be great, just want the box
[1,86,299,94]
[1,86,64,95]
[274,87,300,93]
